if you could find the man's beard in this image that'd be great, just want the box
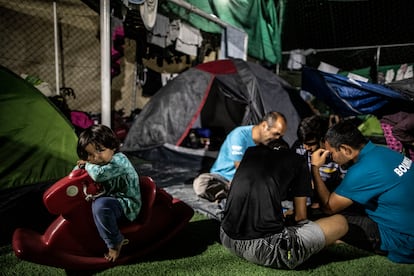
[341,159,355,170]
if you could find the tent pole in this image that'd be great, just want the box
[167,0,228,28]
[53,2,60,95]
[100,0,111,127]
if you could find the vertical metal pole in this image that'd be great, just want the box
[53,2,60,95]
[100,0,111,127]
[376,46,381,67]
[132,62,137,113]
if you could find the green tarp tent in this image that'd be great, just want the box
[0,65,78,191]
[0,65,79,244]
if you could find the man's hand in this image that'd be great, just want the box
[311,149,330,168]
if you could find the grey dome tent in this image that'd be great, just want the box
[122,59,312,163]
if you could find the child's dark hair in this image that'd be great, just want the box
[297,115,329,143]
[77,125,120,160]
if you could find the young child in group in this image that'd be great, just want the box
[291,115,345,210]
[76,124,141,262]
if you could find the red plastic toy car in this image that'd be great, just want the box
[12,169,194,270]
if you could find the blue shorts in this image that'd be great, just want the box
[220,220,325,269]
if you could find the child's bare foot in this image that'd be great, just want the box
[104,239,129,262]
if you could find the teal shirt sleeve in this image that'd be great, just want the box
[210,125,255,181]
[85,152,141,221]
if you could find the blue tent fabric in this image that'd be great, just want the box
[301,67,414,117]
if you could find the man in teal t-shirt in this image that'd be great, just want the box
[311,120,414,263]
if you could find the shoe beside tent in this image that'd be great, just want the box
[122,59,312,164]
[0,65,79,244]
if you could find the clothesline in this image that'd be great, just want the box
[282,42,414,55]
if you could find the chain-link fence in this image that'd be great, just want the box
[2,0,413,121]
[0,0,145,122]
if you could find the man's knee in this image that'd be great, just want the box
[193,173,212,195]
[193,173,229,202]
[315,214,348,245]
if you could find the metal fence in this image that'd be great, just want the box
[2,0,413,121]
[0,0,144,121]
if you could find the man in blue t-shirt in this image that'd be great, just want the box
[311,120,414,263]
[193,111,287,202]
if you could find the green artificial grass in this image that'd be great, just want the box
[1,212,413,276]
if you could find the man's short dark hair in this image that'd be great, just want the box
[262,111,287,128]
[325,120,367,150]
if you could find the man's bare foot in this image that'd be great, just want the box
[104,239,129,262]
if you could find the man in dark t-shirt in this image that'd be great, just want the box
[220,140,348,269]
